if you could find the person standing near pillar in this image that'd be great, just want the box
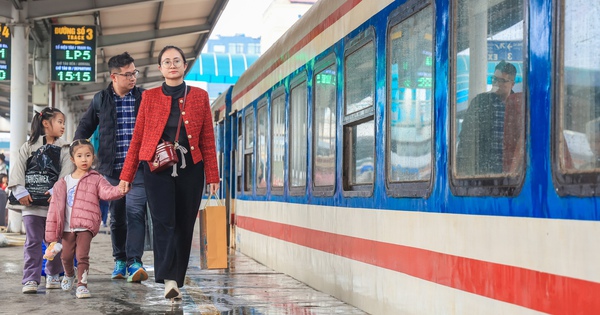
[74,52,148,283]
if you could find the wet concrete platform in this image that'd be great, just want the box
[0,222,367,315]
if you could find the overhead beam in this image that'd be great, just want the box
[26,0,164,20]
[98,24,211,47]
[65,75,164,97]
[0,90,32,102]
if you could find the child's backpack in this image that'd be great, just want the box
[9,144,62,206]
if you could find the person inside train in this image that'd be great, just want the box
[118,45,220,300]
[456,60,520,176]
[73,52,149,284]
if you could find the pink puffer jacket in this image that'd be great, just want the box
[45,170,124,242]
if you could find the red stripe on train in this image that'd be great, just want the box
[231,0,362,104]
[237,215,600,314]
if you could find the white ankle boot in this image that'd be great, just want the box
[164,280,181,299]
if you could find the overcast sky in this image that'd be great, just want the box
[211,0,273,38]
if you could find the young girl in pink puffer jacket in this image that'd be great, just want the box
[45,139,125,299]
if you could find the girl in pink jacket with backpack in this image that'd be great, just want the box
[45,139,124,299]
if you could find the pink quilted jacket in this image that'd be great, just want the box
[45,170,124,242]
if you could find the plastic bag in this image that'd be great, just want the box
[8,144,62,206]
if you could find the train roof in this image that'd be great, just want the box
[231,0,394,112]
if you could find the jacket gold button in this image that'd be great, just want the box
[188,135,192,139]
[184,120,189,124]
[190,146,195,150]
[182,111,186,115]
[179,99,183,103]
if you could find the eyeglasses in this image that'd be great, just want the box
[161,58,184,68]
[112,69,140,79]
[491,76,513,84]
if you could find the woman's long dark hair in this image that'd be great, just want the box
[29,107,64,145]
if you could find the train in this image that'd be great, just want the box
[210,0,600,313]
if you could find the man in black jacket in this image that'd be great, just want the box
[74,52,148,283]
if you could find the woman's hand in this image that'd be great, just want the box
[119,180,131,194]
[19,195,33,206]
[209,183,220,195]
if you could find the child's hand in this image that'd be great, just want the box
[43,242,62,261]
[119,180,131,194]
[18,195,33,206]
[45,190,52,203]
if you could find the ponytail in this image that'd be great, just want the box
[29,107,65,145]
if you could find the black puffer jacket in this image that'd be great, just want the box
[74,83,144,177]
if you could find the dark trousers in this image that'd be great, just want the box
[105,170,147,266]
[143,159,205,288]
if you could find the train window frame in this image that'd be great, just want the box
[449,0,528,197]
[342,27,376,197]
[312,53,338,197]
[235,114,242,193]
[289,73,309,196]
[256,98,268,196]
[385,0,435,198]
[271,87,286,196]
[243,108,255,193]
[551,0,600,196]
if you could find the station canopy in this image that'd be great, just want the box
[0,0,229,118]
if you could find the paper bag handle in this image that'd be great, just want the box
[205,192,223,207]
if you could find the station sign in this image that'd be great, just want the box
[51,25,96,82]
[0,23,10,81]
[487,40,523,62]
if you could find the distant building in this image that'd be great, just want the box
[204,34,261,55]
[261,0,317,52]
[190,34,261,101]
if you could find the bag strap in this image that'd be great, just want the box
[174,82,187,145]
[206,192,223,206]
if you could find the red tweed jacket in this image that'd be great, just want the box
[120,85,220,184]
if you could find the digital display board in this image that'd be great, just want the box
[0,23,11,81]
[51,25,96,82]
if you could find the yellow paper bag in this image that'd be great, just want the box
[199,194,228,269]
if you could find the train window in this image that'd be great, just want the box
[386,2,434,198]
[271,90,285,195]
[553,0,600,196]
[451,0,526,196]
[343,29,375,196]
[256,100,268,195]
[290,76,308,195]
[236,115,242,193]
[244,109,254,193]
[313,55,337,196]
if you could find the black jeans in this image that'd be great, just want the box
[143,159,205,287]
[105,169,147,266]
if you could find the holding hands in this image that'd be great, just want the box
[119,180,131,194]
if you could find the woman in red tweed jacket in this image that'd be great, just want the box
[119,45,220,300]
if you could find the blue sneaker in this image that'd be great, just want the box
[127,261,148,283]
[111,260,127,279]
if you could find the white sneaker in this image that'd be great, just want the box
[61,275,75,291]
[22,281,38,294]
[75,286,91,299]
[46,274,61,289]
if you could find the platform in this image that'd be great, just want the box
[0,221,367,314]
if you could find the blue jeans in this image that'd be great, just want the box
[106,170,147,266]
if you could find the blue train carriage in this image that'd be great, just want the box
[210,86,235,247]
[216,0,600,313]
